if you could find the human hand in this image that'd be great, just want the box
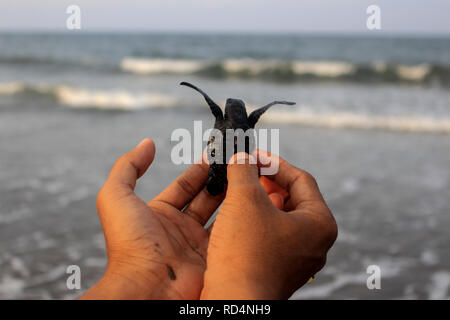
[80,139,224,299]
[201,152,338,299]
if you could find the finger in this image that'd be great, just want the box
[183,187,225,225]
[254,150,325,210]
[259,176,289,200]
[261,176,286,209]
[98,138,155,210]
[153,152,210,209]
[227,152,261,188]
[268,192,284,210]
[105,138,155,193]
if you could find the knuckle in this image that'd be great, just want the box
[318,214,338,248]
[96,186,107,211]
[299,170,317,185]
[183,207,205,225]
[327,221,338,246]
[289,169,318,190]
[321,208,338,244]
[237,183,264,199]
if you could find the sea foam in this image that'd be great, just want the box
[55,86,177,110]
[264,109,450,134]
[0,82,178,110]
[120,57,205,74]
[117,57,445,84]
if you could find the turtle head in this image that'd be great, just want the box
[224,98,248,128]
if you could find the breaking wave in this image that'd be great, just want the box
[120,57,450,85]
[0,82,24,95]
[2,81,449,134]
[264,109,450,134]
[53,87,177,110]
[0,82,177,110]
[121,58,204,75]
[2,54,448,85]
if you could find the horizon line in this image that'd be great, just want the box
[0,29,449,38]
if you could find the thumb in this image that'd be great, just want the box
[227,152,261,188]
[100,138,155,201]
[225,153,276,215]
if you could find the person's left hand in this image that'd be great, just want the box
[80,138,224,299]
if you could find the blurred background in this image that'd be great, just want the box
[0,0,449,299]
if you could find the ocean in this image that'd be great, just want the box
[0,32,449,299]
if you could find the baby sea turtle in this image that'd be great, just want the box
[180,81,295,195]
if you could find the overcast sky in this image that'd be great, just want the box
[0,0,449,35]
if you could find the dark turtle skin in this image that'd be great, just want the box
[180,81,295,195]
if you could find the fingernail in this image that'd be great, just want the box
[256,150,271,166]
[194,152,208,164]
[229,152,256,165]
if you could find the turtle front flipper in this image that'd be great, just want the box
[247,100,296,128]
[180,82,224,120]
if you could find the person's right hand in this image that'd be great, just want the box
[201,152,338,299]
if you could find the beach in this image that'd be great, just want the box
[0,33,449,299]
